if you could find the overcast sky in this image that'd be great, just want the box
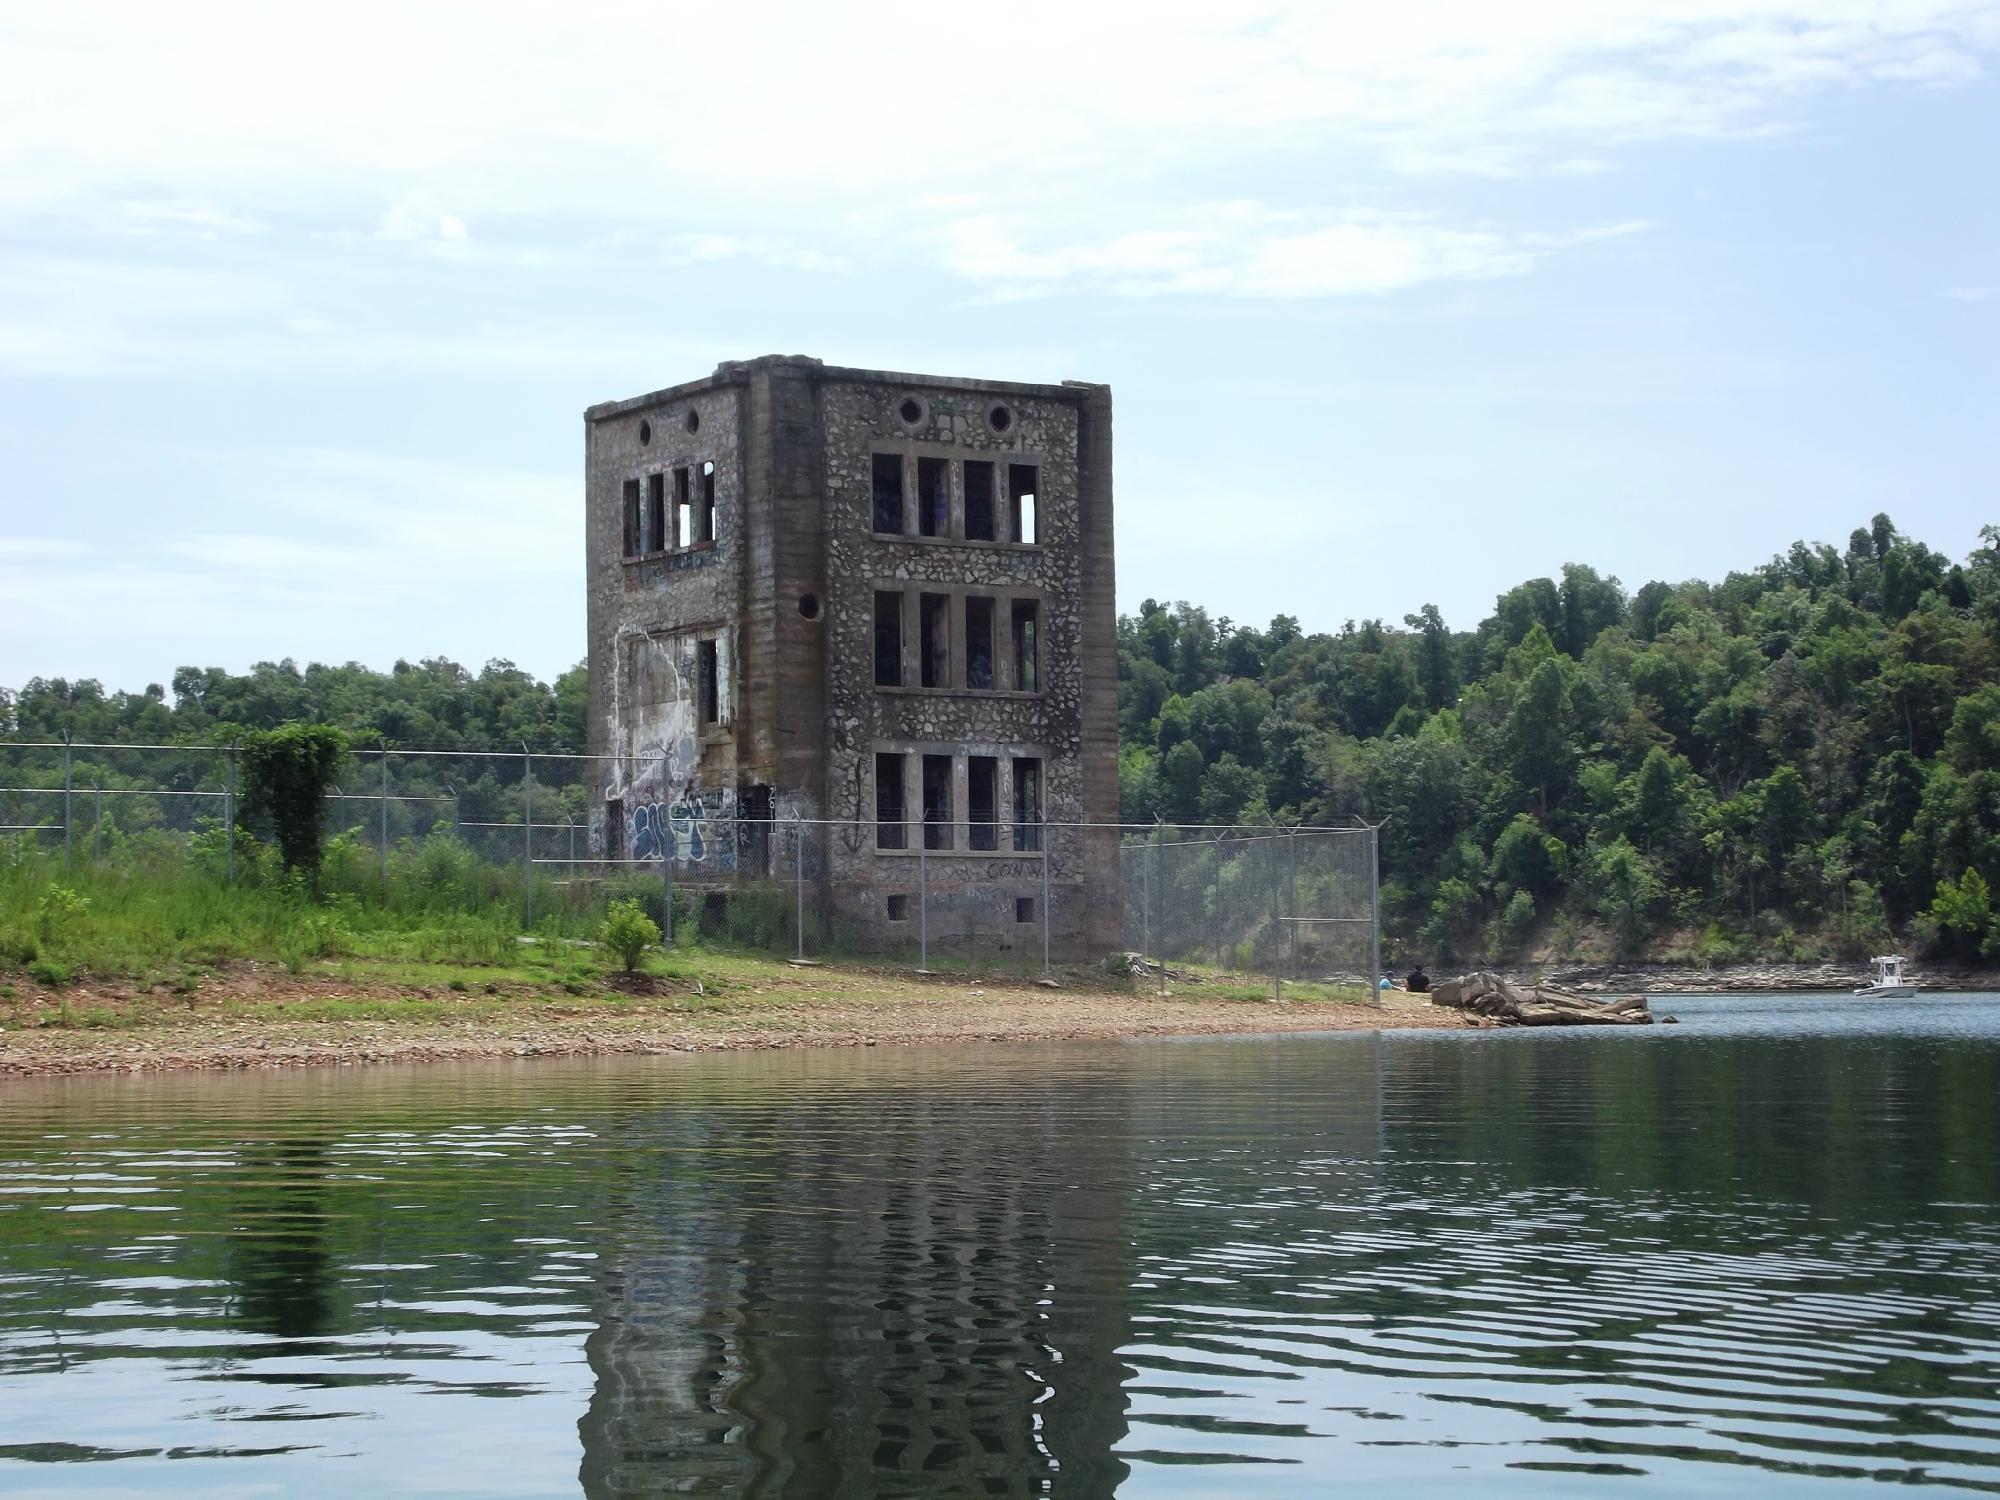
[3,2,1996,692]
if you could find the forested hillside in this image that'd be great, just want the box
[9,515,2000,963]
[1117,516,2000,964]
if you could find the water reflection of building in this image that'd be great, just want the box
[577,1070,1133,1497]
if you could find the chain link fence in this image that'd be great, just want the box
[2,740,1379,994]
[1123,824,1381,1002]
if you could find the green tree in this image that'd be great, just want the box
[239,723,351,874]
[1592,838,1663,954]
[1925,868,1993,960]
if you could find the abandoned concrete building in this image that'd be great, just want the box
[583,355,1120,956]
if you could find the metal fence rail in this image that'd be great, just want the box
[2,739,1381,994]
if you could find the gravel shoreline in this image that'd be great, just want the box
[0,980,1456,1077]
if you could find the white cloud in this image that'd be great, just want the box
[0,537,86,560]
[118,200,265,235]
[929,205,1651,299]
[376,191,469,249]
[1945,284,1996,301]
[0,4,1990,212]
[5,448,582,680]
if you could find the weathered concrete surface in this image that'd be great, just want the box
[584,356,1122,957]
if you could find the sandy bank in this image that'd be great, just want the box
[0,965,1456,1076]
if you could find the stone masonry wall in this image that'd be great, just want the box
[818,378,1095,956]
[583,381,747,863]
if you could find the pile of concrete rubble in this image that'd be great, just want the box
[1430,972,1667,1027]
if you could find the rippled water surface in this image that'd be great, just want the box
[4,995,2000,1497]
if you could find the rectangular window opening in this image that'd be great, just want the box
[922,754,954,850]
[1011,600,1039,693]
[887,893,910,921]
[969,756,998,851]
[875,752,907,850]
[644,474,665,554]
[1008,463,1039,544]
[917,457,949,537]
[872,453,905,534]
[1012,758,1043,852]
[697,639,719,725]
[963,460,996,542]
[622,479,641,558]
[965,596,994,690]
[874,590,904,687]
[672,467,691,550]
[920,593,950,689]
[699,461,717,544]
[1015,896,1035,924]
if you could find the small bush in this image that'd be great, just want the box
[28,958,71,987]
[0,927,39,966]
[721,886,789,950]
[34,885,90,953]
[600,899,661,972]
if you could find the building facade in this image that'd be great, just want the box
[583,355,1120,957]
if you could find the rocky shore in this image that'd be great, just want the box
[1515,960,1999,993]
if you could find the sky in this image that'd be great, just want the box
[2,1,1996,693]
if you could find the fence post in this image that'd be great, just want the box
[1040,805,1052,978]
[62,732,73,873]
[918,822,929,974]
[93,783,102,863]
[226,742,237,884]
[566,816,577,872]
[794,814,805,960]
[1140,831,1151,976]
[522,743,533,931]
[1153,817,1166,997]
[1369,820,1383,1010]
[1268,821,1284,1004]
[1288,826,1299,980]
[379,742,391,897]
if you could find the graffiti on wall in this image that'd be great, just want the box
[606,629,737,872]
[630,788,737,870]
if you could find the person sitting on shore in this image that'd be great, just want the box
[1405,964,1431,994]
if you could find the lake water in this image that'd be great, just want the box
[3,995,1999,1497]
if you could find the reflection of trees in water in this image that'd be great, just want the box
[223,1138,335,1340]
[579,1077,1135,1498]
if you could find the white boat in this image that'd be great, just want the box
[1854,955,1920,998]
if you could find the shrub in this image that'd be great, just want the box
[721,886,788,950]
[33,884,89,953]
[600,899,661,972]
[28,957,71,987]
[1492,889,1536,957]
[240,723,351,874]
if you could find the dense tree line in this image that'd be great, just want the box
[9,515,2000,962]
[0,658,591,841]
[2,657,585,753]
[1117,517,2000,963]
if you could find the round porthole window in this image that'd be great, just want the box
[987,403,1014,433]
[638,419,652,446]
[685,409,700,434]
[897,395,927,429]
[798,592,822,621]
